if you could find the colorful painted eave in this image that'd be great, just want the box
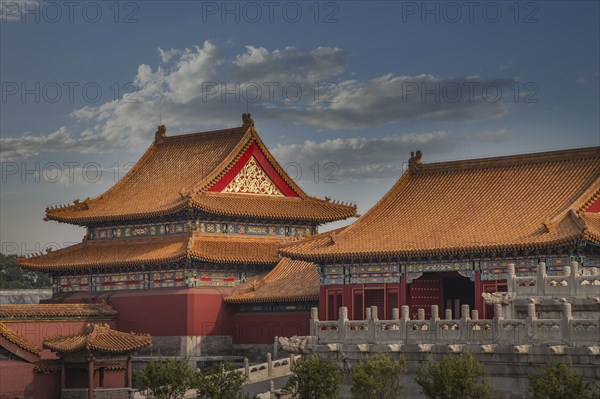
[18,232,288,271]
[280,146,600,262]
[44,115,356,225]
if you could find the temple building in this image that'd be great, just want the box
[18,114,356,348]
[281,147,600,321]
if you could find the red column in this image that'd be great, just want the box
[88,358,94,399]
[127,356,133,388]
[319,286,327,320]
[399,273,408,307]
[474,270,483,316]
[60,361,66,390]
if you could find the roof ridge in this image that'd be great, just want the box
[418,146,600,174]
[162,126,245,142]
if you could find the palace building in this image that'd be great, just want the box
[18,114,357,347]
[281,147,600,321]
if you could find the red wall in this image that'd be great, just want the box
[587,196,600,213]
[230,312,310,344]
[60,288,311,344]
[0,360,60,399]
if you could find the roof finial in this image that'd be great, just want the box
[242,112,254,127]
[408,150,423,172]
[155,124,167,143]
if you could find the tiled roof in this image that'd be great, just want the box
[19,234,189,271]
[45,116,356,225]
[0,322,42,357]
[192,193,356,223]
[0,304,117,320]
[20,232,285,271]
[43,323,151,354]
[225,258,319,303]
[281,147,600,261]
[189,234,285,264]
[581,212,600,242]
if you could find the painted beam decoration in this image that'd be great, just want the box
[319,256,600,287]
[89,220,314,240]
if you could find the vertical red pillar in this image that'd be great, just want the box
[88,358,94,399]
[127,356,133,388]
[60,361,66,390]
[319,286,326,320]
[399,273,408,307]
[344,284,353,320]
[474,270,483,316]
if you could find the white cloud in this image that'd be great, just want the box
[1,41,518,161]
[271,130,509,183]
[576,77,588,85]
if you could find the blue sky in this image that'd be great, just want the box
[1,0,599,255]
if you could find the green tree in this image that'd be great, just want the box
[351,353,406,399]
[415,352,495,399]
[283,356,341,399]
[527,361,600,399]
[137,357,197,399]
[0,254,51,289]
[195,361,251,399]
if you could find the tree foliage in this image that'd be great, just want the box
[527,361,600,399]
[283,356,341,399]
[415,352,495,399]
[0,254,51,289]
[195,361,251,399]
[137,357,197,399]
[351,353,406,399]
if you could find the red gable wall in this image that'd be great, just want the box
[207,141,298,197]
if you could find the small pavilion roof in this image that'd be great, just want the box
[0,322,42,361]
[43,323,151,354]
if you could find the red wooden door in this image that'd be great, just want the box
[409,275,442,319]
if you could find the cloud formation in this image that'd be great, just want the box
[1,41,517,161]
[272,129,509,183]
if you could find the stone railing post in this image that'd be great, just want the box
[507,263,517,293]
[365,307,372,321]
[493,303,503,342]
[267,352,273,377]
[461,304,470,340]
[431,305,439,340]
[400,305,409,341]
[310,307,319,336]
[273,336,278,359]
[418,308,425,320]
[537,262,547,295]
[471,310,479,320]
[561,302,572,345]
[445,309,452,320]
[244,357,250,378]
[369,306,377,344]
[526,302,537,339]
[338,307,348,341]
[392,308,400,320]
[569,261,579,296]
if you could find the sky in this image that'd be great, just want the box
[1,0,599,256]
